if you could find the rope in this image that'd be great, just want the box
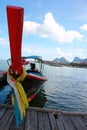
[7,66,28,127]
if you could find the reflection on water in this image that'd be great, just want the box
[30,89,47,107]
[0,85,11,104]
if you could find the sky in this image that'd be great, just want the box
[0,0,87,61]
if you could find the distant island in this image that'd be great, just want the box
[44,57,87,68]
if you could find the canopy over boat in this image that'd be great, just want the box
[7,55,43,66]
[23,55,43,62]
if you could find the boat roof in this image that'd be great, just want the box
[23,55,43,62]
[7,56,43,66]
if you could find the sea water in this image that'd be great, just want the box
[0,60,87,112]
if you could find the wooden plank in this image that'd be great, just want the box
[27,107,62,113]
[9,117,24,130]
[0,108,14,130]
[56,114,74,130]
[81,115,87,127]
[9,117,16,130]
[3,111,14,130]
[25,110,32,130]
[1,104,87,115]
[25,110,37,130]
[0,107,7,119]
[1,105,87,130]
[38,112,44,130]
[30,110,38,130]
[0,104,13,108]
[63,111,87,116]
[59,114,76,130]
[43,112,51,130]
[38,111,51,130]
[48,112,58,130]
[56,114,65,130]
[70,115,87,130]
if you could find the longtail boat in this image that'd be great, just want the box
[0,5,47,126]
[7,55,47,101]
[0,6,47,103]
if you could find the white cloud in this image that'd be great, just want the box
[22,44,57,60]
[22,44,86,61]
[22,44,45,57]
[56,48,85,62]
[80,24,87,31]
[23,12,83,43]
[56,48,73,61]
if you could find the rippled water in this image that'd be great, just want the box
[44,65,87,112]
[0,60,87,112]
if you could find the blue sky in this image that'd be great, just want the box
[0,0,87,61]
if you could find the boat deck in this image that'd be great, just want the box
[0,104,87,130]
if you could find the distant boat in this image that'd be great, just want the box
[0,55,47,102]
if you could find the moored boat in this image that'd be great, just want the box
[7,55,47,101]
[0,5,48,126]
[0,6,47,103]
[0,55,47,102]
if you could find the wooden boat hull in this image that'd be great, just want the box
[0,72,47,102]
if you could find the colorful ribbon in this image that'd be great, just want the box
[7,66,28,127]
